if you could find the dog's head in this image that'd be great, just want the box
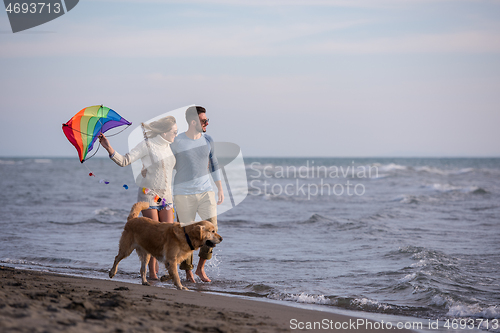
[179,221,223,249]
[197,220,223,248]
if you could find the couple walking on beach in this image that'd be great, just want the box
[98,106,223,283]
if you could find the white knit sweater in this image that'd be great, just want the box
[110,135,175,205]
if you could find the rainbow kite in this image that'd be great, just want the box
[62,105,131,163]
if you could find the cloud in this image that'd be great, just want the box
[2,21,499,59]
[0,19,368,57]
[3,0,499,57]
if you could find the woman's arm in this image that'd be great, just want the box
[99,134,145,167]
[98,134,115,156]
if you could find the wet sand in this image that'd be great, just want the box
[0,266,414,332]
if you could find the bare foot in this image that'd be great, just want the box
[185,270,196,283]
[148,275,159,281]
[195,267,211,282]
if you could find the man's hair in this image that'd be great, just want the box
[186,106,206,124]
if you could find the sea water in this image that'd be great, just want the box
[1,157,499,331]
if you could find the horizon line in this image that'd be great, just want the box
[1,155,500,159]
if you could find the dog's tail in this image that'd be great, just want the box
[128,202,150,221]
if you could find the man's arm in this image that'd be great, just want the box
[215,180,224,205]
[206,135,224,205]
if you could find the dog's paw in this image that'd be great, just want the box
[177,285,188,290]
[109,271,115,279]
[142,281,151,286]
[160,275,172,282]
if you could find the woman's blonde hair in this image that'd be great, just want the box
[141,116,176,138]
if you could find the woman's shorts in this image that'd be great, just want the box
[148,203,173,211]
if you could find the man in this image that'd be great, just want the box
[170,106,224,283]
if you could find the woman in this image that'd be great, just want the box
[99,116,177,280]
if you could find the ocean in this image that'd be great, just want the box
[1,157,499,332]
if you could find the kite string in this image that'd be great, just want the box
[82,158,128,188]
[66,122,131,162]
[81,126,132,162]
[82,141,101,162]
[82,161,94,175]
[104,124,131,137]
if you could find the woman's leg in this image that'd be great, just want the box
[155,208,174,274]
[141,209,159,280]
[158,208,174,223]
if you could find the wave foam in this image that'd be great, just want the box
[353,298,394,311]
[269,292,333,305]
[1,258,40,266]
[399,273,417,283]
[372,163,408,173]
[47,219,123,225]
[447,304,500,319]
[370,163,480,177]
[94,207,124,216]
[416,166,475,176]
[425,183,488,194]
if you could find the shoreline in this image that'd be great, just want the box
[0,266,416,332]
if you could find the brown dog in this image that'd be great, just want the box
[109,202,222,290]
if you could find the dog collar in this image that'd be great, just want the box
[183,227,195,250]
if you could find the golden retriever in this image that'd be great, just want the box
[109,202,222,290]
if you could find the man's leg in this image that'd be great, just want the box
[196,191,218,282]
[174,194,198,283]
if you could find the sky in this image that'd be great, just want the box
[1,0,499,158]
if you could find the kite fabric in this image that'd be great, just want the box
[62,105,131,163]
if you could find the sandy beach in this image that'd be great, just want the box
[0,266,417,333]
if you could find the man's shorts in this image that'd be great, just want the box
[174,191,218,270]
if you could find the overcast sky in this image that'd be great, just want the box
[1,0,499,158]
